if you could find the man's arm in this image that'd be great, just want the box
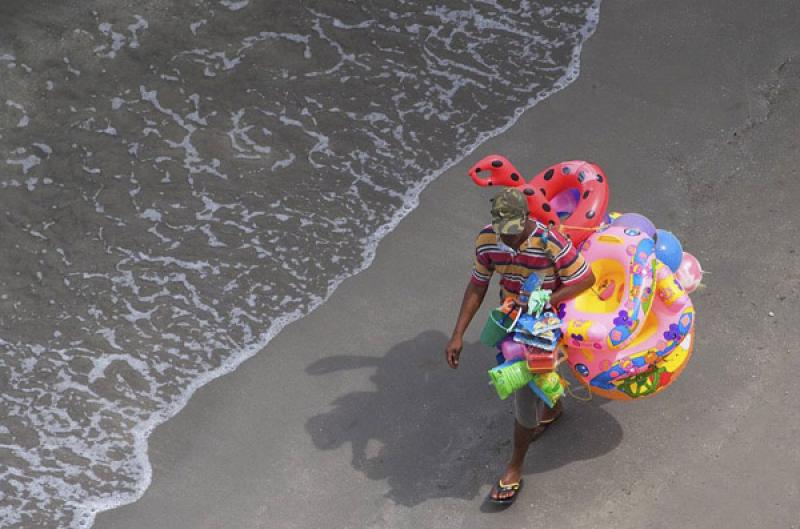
[543,227,596,308]
[445,280,489,369]
[549,268,596,307]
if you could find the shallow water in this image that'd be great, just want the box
[0,0,600,526]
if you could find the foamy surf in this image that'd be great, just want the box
[0,1,601,526]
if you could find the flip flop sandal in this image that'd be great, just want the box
[488,479,524,505]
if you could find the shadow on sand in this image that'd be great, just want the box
[305,330,622,507]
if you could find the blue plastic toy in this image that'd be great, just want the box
[655,229,683,272]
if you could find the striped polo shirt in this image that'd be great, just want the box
[471,221,591,297]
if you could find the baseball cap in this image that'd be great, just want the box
[490,188,529,235]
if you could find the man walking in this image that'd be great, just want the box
[445,187,595,504]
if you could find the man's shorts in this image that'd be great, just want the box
[513,384,548,429]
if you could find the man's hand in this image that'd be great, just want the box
[445,335,463,369]
[446,281,488,370]
[550,269,596,308]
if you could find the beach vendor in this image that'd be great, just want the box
[444,187,595,505]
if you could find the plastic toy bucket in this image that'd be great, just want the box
[480,309,517,347]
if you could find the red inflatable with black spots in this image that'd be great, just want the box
[468,154,609,245]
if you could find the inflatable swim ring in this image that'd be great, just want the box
[560,226,695,400]
[468,155,608,245]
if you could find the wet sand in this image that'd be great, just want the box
[98,1,800,527]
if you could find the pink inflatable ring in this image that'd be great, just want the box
[559,226,696,400]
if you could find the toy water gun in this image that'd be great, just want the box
[488,360,534,400]
[528,371,565,409]
[488,360,565,408]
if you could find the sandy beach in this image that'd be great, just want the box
[96,1,800,528]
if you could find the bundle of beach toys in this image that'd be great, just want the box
[471,154,703,403]
[482,273,566,408]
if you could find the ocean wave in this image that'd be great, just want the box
[0,1,601,526]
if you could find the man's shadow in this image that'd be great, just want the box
[305,330,622,506]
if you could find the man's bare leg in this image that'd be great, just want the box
[489,402,563,502]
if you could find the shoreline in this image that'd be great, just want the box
[98,1,800,528]
[71,3,605,526]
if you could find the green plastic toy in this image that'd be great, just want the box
[479,308,518,347]
[488,360,534,400]
[532,372,565,405]
[526,289,551,316]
